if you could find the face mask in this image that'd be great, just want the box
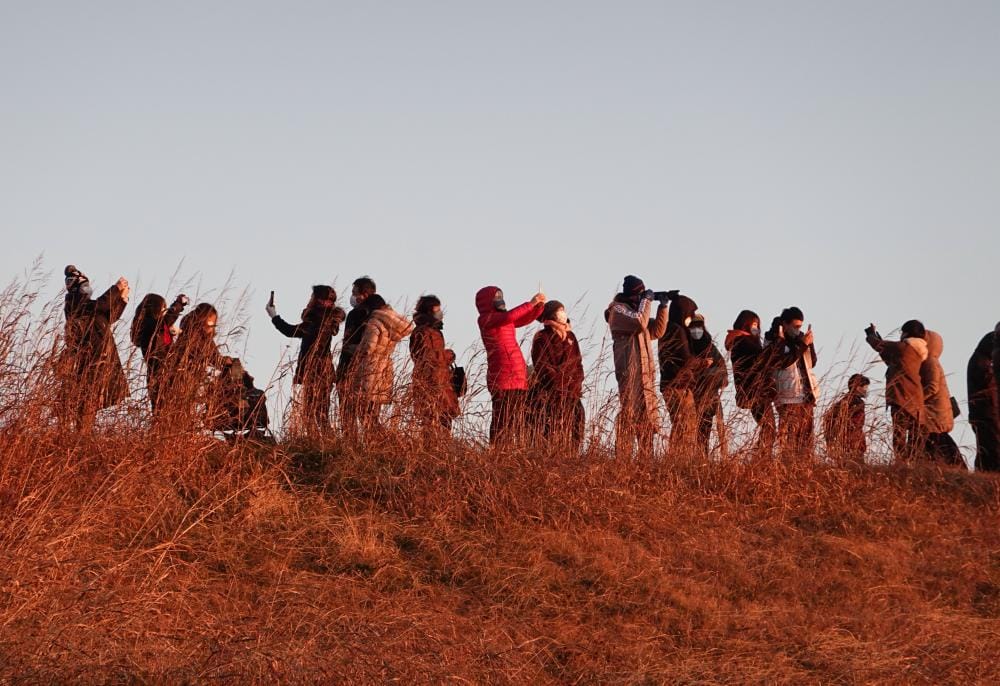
[555,310,568,324]
[433,309,444,322]
[350,294,363,308]
[494,298,506,311]
[683,317,692,327]
[78,283,93,298]
[787,326,801,338]
[690,327,705,341]
[750,327,761,337]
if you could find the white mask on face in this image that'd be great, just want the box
[555,310,568,324]
[787,326,802,338]
[683,317,692,327]
[349,294,360,308]
[750,326,761,337]
[690,327,705,341]
[433,309,444,322]
[78,282,93,298]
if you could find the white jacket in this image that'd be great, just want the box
[774,344,820,406]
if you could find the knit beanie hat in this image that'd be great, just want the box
[622,275,645,296]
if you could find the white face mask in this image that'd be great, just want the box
[433,309,444,322]
[683,317,692,327]
[787,326,802,338]
[750,326,761,337]
[349,294,360,308]
[555,310,568,324]
[690,327,705,341]
[78,282,93,298]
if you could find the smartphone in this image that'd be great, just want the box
[268,290,275,307]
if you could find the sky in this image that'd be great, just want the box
[2,1,998,454]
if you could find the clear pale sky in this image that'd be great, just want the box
[2,1,998,455]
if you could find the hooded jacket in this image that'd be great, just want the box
[920,331,954,434]
[657,295,698,392]
[869,335,929,420]
[132,294,185,367]
[350,305,415,405]
[409,315,459,419]
[476,286,543,395]
[606,295,669,428]
[968,333,998,425]
[62,284,129,409]
[272,304,346,385]
[530,323,585,401]
[773,335,820,406]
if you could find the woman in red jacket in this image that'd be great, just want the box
[476,285,545,445]
[529,300,585,452]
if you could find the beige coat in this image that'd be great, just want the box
[606,297,669,429]
[350,307,415,405]
[920,330,954,434]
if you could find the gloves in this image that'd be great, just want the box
[174,294,190,308]
[642,289,655,301]
[266,303,277,319]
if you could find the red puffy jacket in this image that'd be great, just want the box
[476,286,543,394]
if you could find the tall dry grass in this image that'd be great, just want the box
[0,273,997,683]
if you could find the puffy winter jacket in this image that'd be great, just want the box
[869,335,928,420]
[773,337,820,406]
[350,306,415,405]
[920,331,954,433]
[476,286,543,394]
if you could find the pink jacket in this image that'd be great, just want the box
[476,286,543,394]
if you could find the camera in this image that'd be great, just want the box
[864,324,881,340]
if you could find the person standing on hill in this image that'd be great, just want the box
[337,276,377,437]
[267,285,346,435]
[606,276,669,459]
[61,265,131,430]
[866,320,928,462]
[658,292,698,451]
[476,285,546,445]
[725,310,777,455]
[823,373,869,464]
[131,292,189,415]
[968,332,1000,472]
[409,295,460,440]
[687,314,728,455]
[920,330,962,465]
[529,300,586,452]
[347,295,415,434]
[772,307,820,456]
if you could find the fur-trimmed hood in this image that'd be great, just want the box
[904,336,929,362]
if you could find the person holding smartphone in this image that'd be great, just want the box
[866,319,929,463]
[772,306,820,456]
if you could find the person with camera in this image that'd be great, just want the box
[687,314,728,455]
[725,310,777,455]
[409,295,460,441]
[865,319,928,462]
[476,285,546,445]
[657,291,698,452]
[267,285,346,435]
[60,265,131,431]
[822,373,869,464]
[967,331,999,472]
[529,299,586,453]
[337,276,378,438]
[346,294,415,435]
[920,330,962,465]
[605,276,669,459]
[772,307,820,456]
[131,292,189,416]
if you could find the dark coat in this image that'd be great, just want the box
[689,331,727,404]
[530,325,585,401]
[62,285,129,409]
[272,305,345,385]
[725,330,777,408]
[409,316,460,419]
[968,333,997,422]
[132,295,185,366]
[337,303,374,380]
[657,295,698,392]
[824,393,866,456]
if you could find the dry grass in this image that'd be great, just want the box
[1,273,998,683]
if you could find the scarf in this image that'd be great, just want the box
[544,319,571,341]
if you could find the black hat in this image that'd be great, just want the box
[848,373,870,387]
[64,264,88,291]
[901,320,926,339]
[622,275,645,295]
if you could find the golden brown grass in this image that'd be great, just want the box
[1,273,998,683]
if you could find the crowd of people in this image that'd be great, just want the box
[55,265,1000,471]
